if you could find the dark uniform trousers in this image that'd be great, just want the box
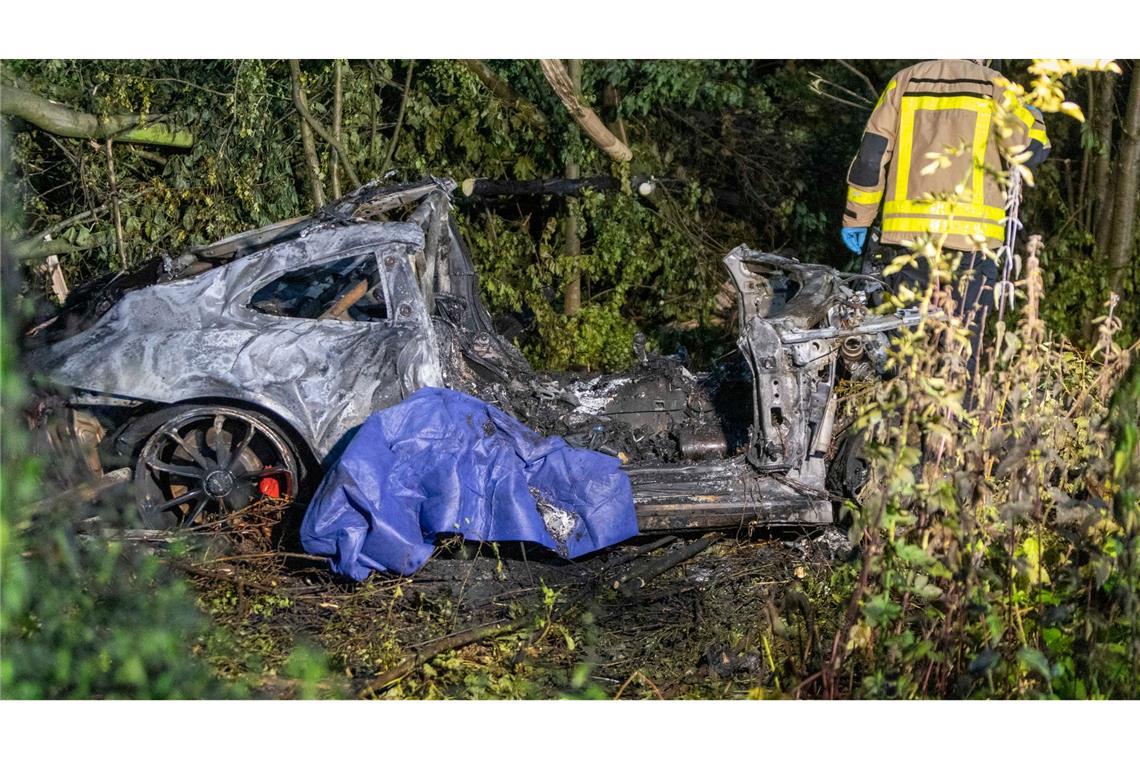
[882,248,999,387]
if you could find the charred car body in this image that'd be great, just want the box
[27,178,919,532]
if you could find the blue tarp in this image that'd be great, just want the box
[300,387,638,579]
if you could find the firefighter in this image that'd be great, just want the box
[840,59,1050,379]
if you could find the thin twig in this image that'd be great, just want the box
[613,669,665,700]
[807,76,872,111]
[836,60,879,100]
[104,139,127,269]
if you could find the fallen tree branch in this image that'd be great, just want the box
[14,238,102,260]
[605,535,678,575]
[614,535,720,597]
[459,59,547,130]
[459,175,656,198]
[289,60,361,190]
[12,188,150,258]
[1,85,193,147]
[539,59,632,162]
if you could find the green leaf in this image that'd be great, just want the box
[1017,647,1052,681]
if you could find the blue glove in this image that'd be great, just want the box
[841,227,867,255]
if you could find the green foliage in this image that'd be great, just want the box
[0,292,231,699]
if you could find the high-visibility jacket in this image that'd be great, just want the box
[843,59,1050,251]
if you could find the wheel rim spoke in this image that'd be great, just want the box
[155,488,204,514]
[145,457,205,480]
[226,421,256,468]
[164,430,211,470]
[182,495,212,526]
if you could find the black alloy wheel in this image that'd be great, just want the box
[134,405,300,528]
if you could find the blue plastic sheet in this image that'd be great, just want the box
[300,387,638,579]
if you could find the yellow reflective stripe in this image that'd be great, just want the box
[1029,127,1050,147]
[904,95,993,114]
[874,79,897,110]
[884,200,1004,222]
[895,97,917,201]
[895,94,994,205]
[882,216,1004,240]
[848,187,883,205]
[972,107,991,205]
[1012,103,1036,129]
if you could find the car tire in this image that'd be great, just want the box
[132,404,303,529]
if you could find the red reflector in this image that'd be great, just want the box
[258,477,281,499]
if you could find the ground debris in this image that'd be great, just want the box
[178,525,842,698]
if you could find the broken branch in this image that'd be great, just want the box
[459,175,656,198]
[539,60,632,162]
[1,85,193,148]
[614,535,720,597]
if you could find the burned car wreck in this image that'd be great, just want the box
[27,178,921,534]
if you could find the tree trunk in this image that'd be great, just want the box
[1105,66,1140,297]
[459,60,548,130]
[289,60,325,209]
[539,59,632,162]
[369,66,380,171]
[563,60,583,317]
[1079,74,1094,229]
[1092,71,1118,253]
[331,60,343,199]
[1,85,193,148]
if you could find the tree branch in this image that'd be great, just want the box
[12,188,149,258]
[808,75,872,111]
[380,61,415,177]
[288,60,361,189]
[1,85,193,148]
[331,59,343,199]
[289,60,326,209]
[539,59,632,162]
[836,59,879,100]
[459,59,548,130]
